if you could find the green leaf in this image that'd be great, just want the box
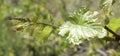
[36,26,52,42]
[100,0,115,15]
[98,28,107,38]
[69,7,99,25]
[59,21,107,45]
[59,8,107,45]
[108,18,120,31]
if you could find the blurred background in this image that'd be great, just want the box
[0,0,120,56]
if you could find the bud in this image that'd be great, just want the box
[15,24,24,31]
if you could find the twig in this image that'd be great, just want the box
[36,22,59,29]
[96,49,108,56]
[104,26,120,41]
[7,17,59,29]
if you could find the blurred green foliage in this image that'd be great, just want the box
[0,0,75,56]
[0,0,120,56]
